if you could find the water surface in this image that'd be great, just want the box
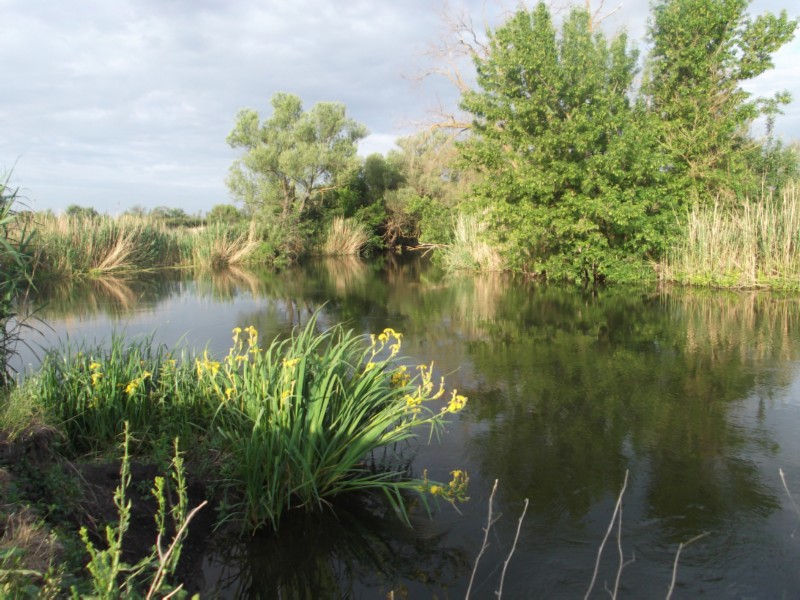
[16,256,800,598]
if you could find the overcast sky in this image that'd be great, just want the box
[2,0,798,215]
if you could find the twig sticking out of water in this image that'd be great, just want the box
[585,469,629,600]
[466,479,499,599]
[665,531,710,600]
[780,468,800,519]
[495,496,529,599]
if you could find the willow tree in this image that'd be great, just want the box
[645,0,797,202]
[460,3,674,282]
[227,93,368,220]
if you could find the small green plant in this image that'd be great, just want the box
[76,423,205,599]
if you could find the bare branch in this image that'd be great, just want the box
[780,468,800,519]
[666,531,711,600]
[496,497,529,599]
[585,469,629,600]
[466,479,500,599]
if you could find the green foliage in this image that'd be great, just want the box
[0,176,34,386]
[206,203,244,225]
[20,314,467,532]
[150,207,202,229]
[75,424,203,599]
[460,3,676,282]
[645,0,798,203]
[227,92,368,220]
[65,205,98,219]
[383,131,472,246]
[202,315,467,531]
[31,336,205,455]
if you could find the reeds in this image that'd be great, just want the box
[33,214,180,278]
[321,217,370,256]
[441,213,504,272]
[661,180,800,288]
[0,177,35,385]
[185,221,260,268]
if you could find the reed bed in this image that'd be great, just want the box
[321,217,370,256]
[0,179,35,385]
[441,213,504,272]
[33,214,180,278]
[183,221,260,268]
[661,181,800,288]
[16,312,467,531]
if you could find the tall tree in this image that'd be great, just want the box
[645,0,797,202]
[227,93,368,220]
[460,3,672,282]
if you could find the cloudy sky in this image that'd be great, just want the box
[2,0,798,215]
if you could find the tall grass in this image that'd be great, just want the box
[321,217,370,256]
[441,213,504,272]
[0,177,35,386]
[29,335,206,455]
[661,180,800,288]
[183,221,260,268]
[33,214,180,278]
[18,313,468,531]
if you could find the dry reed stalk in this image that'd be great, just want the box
[665,532,710,600]
[496,496,528,599]
[465,479,529,600]
[465,479,499,599]
[585,469,629,600]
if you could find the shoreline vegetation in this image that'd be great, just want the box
[11,177,800,290]
[1,0,800,595]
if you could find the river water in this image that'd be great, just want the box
[15,256,800,598]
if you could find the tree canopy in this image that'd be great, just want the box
[460,3,674,281]
[645,0,797,202]
[456,0,797,282]
[227,93,368,221]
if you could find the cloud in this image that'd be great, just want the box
[1,0,798,214]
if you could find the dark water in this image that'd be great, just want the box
[15,256,800,598]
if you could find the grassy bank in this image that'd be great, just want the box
[0,314,467,595]
[660,181,800,289]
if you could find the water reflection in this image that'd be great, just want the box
[16,257,800,596]
[200,499,468,599]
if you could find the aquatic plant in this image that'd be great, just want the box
[201,314,468,530]
[20,313,468,531]
[0,176,35,386]
[33,214,180,278]
[30,335,205,454]
[321,216,370,256]
[441,213,504,273]
[661,180,800,288]
[184,221,260,268]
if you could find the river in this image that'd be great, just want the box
[15,255,800,598]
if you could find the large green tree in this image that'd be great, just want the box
[460,3,674,282]
[227,93,368,220]
[645,0,797,202]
